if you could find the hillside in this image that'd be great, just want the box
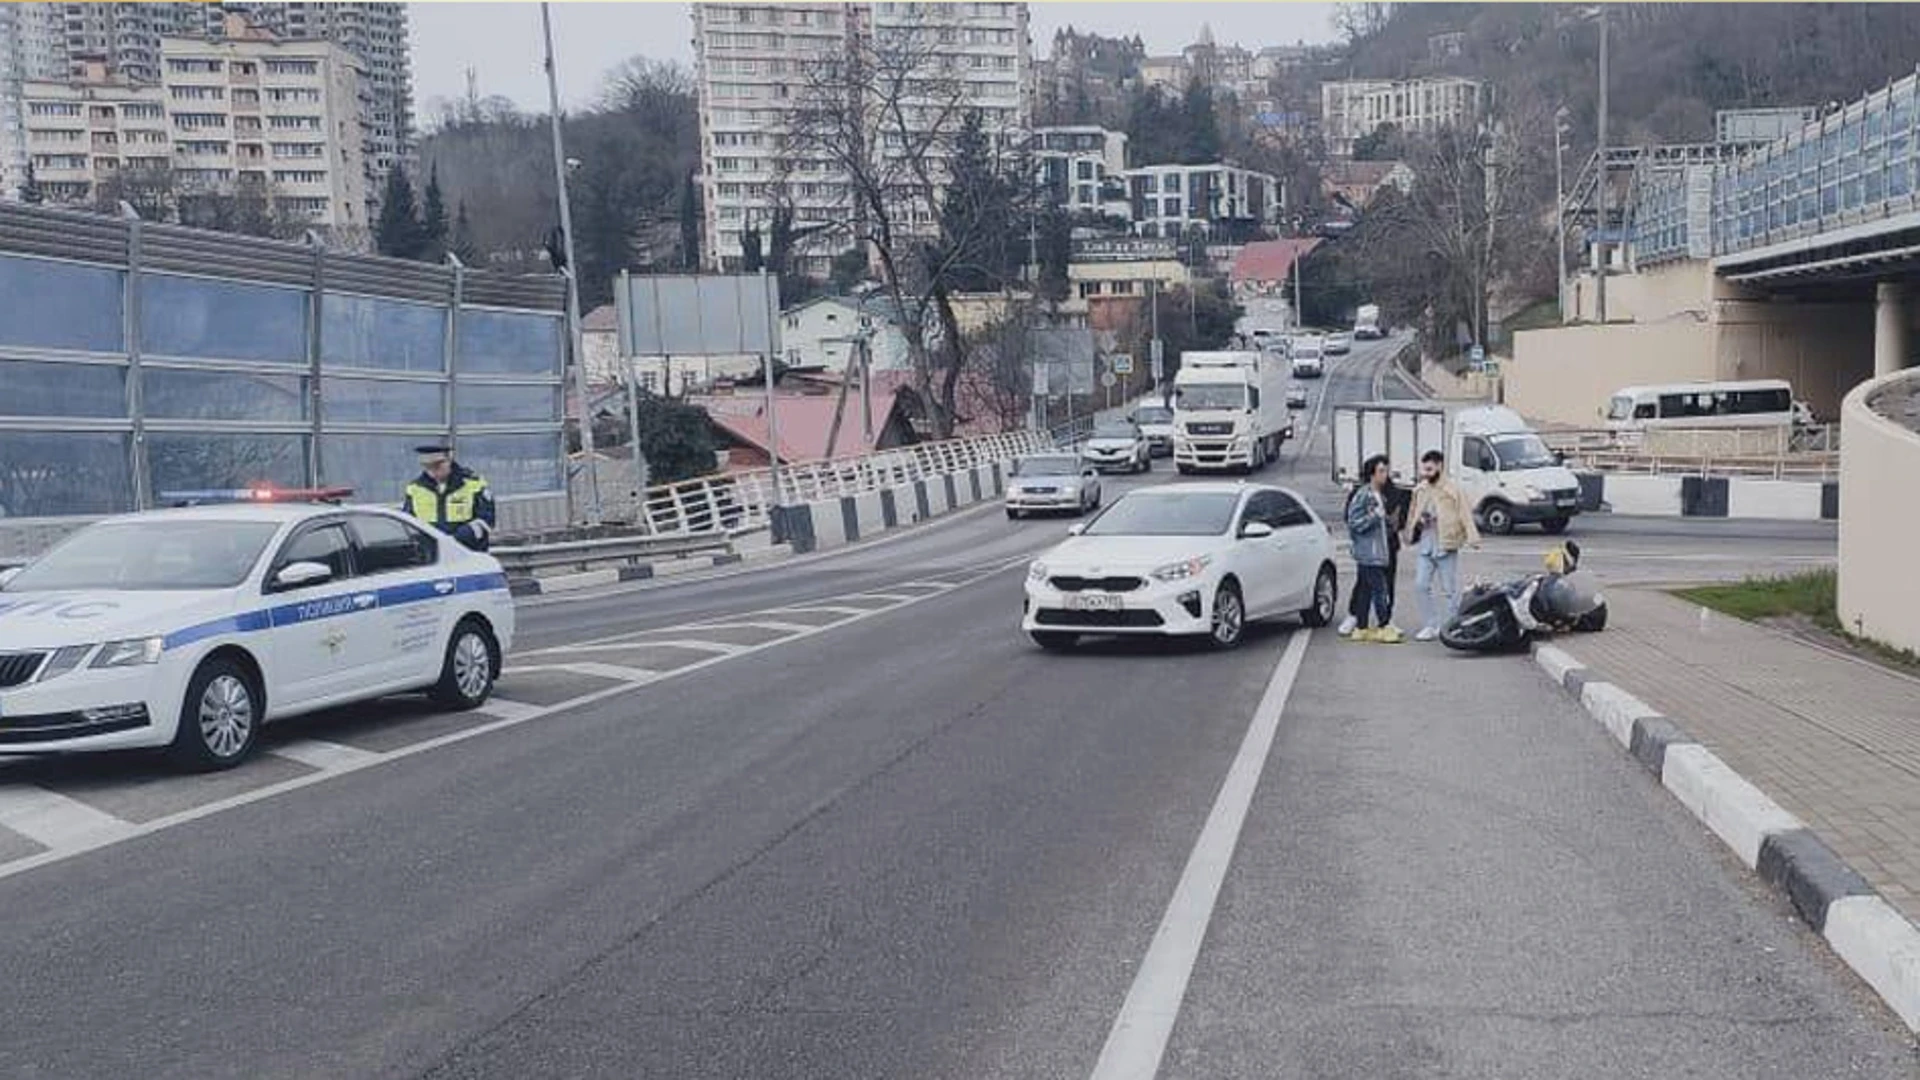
[1344,3,1920,147]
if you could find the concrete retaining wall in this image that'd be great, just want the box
[784,460,1011,555]
[1838,369,1920,654]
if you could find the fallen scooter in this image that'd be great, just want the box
[1440,541,1607,653]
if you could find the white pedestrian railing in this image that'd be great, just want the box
[1540,425,1841,480]
[631,430,1052,536]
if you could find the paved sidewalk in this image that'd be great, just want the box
[1551,588,1920,922]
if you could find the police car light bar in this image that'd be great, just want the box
[160,486,356,506]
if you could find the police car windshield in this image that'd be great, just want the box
[4,521,281,592]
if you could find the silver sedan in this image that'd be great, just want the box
[1005,454,1102,519]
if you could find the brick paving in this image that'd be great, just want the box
[1551,588,1920,922]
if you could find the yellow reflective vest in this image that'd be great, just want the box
[403,470,493,532]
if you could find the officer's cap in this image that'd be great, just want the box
[416,443,452,464]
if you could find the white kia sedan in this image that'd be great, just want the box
[0,493,515,770]
[1021,483,1338,651]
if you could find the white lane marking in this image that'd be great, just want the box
[527,640,743,657]
[270,739,382,772]
[762,605,870,618]
[561,662,663,682]
[0,557,1022,884]
[472,698,542,723]
[693,620,816,635]
[844,592,916,603]
[0,784,135,850]
[1089,629,1311,1080]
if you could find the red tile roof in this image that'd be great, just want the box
[1229,238,1322,285]
[692,371,915,465]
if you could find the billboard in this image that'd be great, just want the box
[1029,327,1096,396]
[614,272,781,357]
[1071,237,1179,264]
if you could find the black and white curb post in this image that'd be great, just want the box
[1531,644,1920,1033]
[1576,472,1840,521]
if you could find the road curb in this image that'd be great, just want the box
[1529,642,1920,1032]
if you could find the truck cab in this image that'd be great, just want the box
[1172,351,1292,474]
[1450,406,1584,535]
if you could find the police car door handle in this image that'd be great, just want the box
[433,580,455,595]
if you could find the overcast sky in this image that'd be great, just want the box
[408,2,1340,120]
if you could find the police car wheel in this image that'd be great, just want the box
[169,656,261,771]
[430,619,497,710]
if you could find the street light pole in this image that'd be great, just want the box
[1594,2,1610,325]
[541,2,601,526]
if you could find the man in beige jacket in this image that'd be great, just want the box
[1403,449,1481,641]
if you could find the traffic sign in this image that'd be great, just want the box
[1109,353,1134,375]
[1100,371,1118,388]
[1469,344,1486,364]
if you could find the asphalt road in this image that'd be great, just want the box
[0,338,1903,1079]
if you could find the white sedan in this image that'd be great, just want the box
[0,495,515,770]
[1022,482,1338,651]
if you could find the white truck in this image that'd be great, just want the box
[1288,334,1325,378]
[1331,401,1584,535]
[1353,303,1384,340]
[1172,350,1295,474]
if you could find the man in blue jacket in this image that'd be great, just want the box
[1340,454,1404,643]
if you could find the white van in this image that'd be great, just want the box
[1333,402,1583,535]
[1289,334,1325,378]
[1606,379,1799,431]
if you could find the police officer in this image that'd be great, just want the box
[403,444,495,552]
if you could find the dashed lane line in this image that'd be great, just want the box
[0,553,1031,885]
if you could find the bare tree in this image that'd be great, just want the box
[780,10,1029,439]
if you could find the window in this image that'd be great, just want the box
[263,59,320,76]
[349,514,436,574]
[1271,492,1315,528]
[271,522,354,586]
[1241,491,1288,531]
[1461,436,1497,472]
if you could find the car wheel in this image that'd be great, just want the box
[1030,631,1078,652]
[1208,580,1246,650]
[1301,564,1337,628]
[1540,517,1570,535]
[169,655,261,771]
[1481,501,1515,536]
[430,618,498,710]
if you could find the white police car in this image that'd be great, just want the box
[0,488,515,770]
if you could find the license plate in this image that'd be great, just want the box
[1066,593,1123,612]
[1556,498,1577,508]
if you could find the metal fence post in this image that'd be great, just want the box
[306,232,326,488]
[446,254,464,455]
[123,207,150,511]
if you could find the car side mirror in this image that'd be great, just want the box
[0,567,18,588]
[1066,523,1086,536]
[272,560,333,591]
[1554,451,1567,466]
[1240,521,1275,539]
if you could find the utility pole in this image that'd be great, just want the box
[1594,2,1610,325]
[1292,246,1304,330]
[1555,109,1570,323]
[542,2,600,526]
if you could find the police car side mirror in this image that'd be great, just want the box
[1240,521,1275,539]
[272,561,333,591]
[0,567,18,588]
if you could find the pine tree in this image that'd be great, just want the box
[375,166,423,259]
[21,163,43,205]
[677,171,701,270]
[420,163,449,262]
[449,199,479,265]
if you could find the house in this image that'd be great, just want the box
[779,296,912,373]
[1122,162,1282,240]
[690,370,921,470]
[1228,238,1321,301]
[1060,237,1191,328]
[1320,160,1415,214]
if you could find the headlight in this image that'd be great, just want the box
[1522,484,1546,501]
[36,644,95,682]
[91,637,163,668]
[1061,483,1079,496]
[1151,556,1212,582]
[1027,562,1049,583]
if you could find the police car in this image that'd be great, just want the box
[0,488,515,770]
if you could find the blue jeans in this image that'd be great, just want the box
[1355,565,1393,627]
[1415,549,1460,631]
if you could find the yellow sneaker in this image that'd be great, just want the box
[1374,625,1406,644]
[1351,627,1378,643]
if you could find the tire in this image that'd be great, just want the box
[1208,580,1246,650]
[1300,564,1337,627]
[1030,631,1078,652]
[1540,516,1570,535]
[169,655,261,771]
[1480,500,1515,536]
[1573,602,1609,633]
[430,618,498,710]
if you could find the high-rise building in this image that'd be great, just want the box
[692,1,1031,277]
[1,2,409,205]
[1,3,66,199]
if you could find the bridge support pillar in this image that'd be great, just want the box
[1874,282,1911,377]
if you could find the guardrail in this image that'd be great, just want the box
[625,430,1052,537]
[490,530,741,577]
[1541,424,1841,479]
